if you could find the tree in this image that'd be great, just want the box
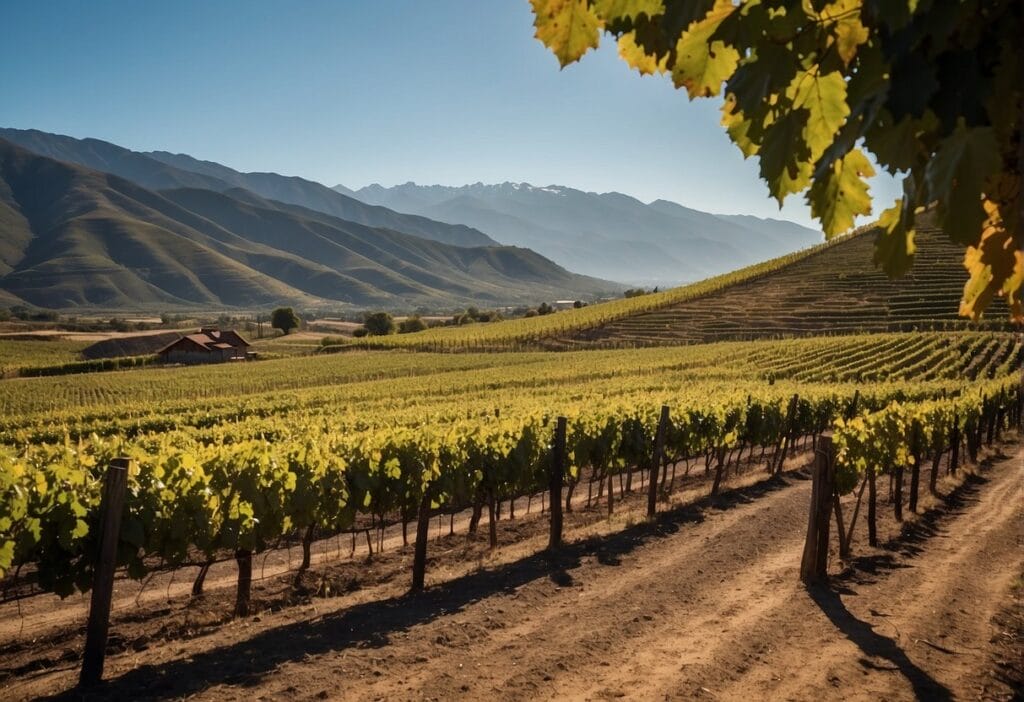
[363,311,396,336]
[398,316,428,334]
[270,307,300,335]
[529,0,1022,320]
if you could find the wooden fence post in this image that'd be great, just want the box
[411,489,432,592]
[949,413,960,475]
[774,394,800,474]
[648,405,670,518]
[548,417,567,549]
[1017,369,1023,430]
[800,434,834,584]
[79,458,130,688]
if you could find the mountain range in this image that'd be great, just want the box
[346,182,822,285]
[0,127,823,311]
[0,135,614,310]
[0,128,497,249]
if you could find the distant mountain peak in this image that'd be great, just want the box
[352,181,822,287]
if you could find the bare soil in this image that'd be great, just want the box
[1,442,1021,701]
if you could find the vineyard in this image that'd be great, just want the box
[343,224,1014,352]
[1,331,1020,613]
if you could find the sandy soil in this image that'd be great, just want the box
[1,442,1021,701]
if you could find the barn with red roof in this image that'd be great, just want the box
[157,328,250,364]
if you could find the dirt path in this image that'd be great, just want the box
[4,444,1020,701]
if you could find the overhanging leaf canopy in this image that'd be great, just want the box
[529,0,1023,320]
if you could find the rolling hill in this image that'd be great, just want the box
[346,181,822,286]
[552,223,1014,348]
[0,128,497,248]
[347,220,1016,350]
[0,139,618,310]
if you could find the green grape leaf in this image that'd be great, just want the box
[808,147,875,238]
[886,53,939,121]
[924,123,1001,245]
[727,43,798,114]
[873,199,916,277]
[863,0,918,31]
[864,110,937,175]
[530,0,602,67]
[759,109,813,203]
[671,0,740,98]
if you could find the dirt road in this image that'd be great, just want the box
[5,444,1021,701]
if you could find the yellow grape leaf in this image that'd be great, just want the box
[819,0,868,67]
[960,199,1024,320]
[618,31,668,75]
[672,0,740,98]
[593,0,664,22]
[808,147,875,237]
[873,199,916,277]
[788,69,850,162]
[530,0,602,67]
[721,95,758,157]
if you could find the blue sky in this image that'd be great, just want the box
[0,0,897,229]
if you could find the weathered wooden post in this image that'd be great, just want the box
[411,489,432,592]
[800,434,834,584]
[774,394,800,474]
[949,412,960,475]
[80,458,130,687]
[648,405,670,518]
[1017,369,1023,430]
[814,436,836,579]
[234,549,253,616]
[549,417,567,549]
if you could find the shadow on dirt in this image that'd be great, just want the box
[45,473,800,701]
[806,456,1007,701]
[843,470,988,583]
[808,585,952,701]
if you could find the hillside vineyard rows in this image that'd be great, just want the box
[346,225,1013,352]
[0,331,1021,618]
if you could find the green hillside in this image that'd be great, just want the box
[0,139,618,310]
[0,128,498,248]
[352,222,1017,351]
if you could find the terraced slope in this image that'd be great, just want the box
[549,224,1014,348]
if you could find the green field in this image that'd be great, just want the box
[0,338,90,376]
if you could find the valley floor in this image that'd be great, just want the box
[3,443,1021,701]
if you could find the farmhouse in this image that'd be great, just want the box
[157,328,250,365]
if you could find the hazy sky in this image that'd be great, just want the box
[0,0,898,229]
